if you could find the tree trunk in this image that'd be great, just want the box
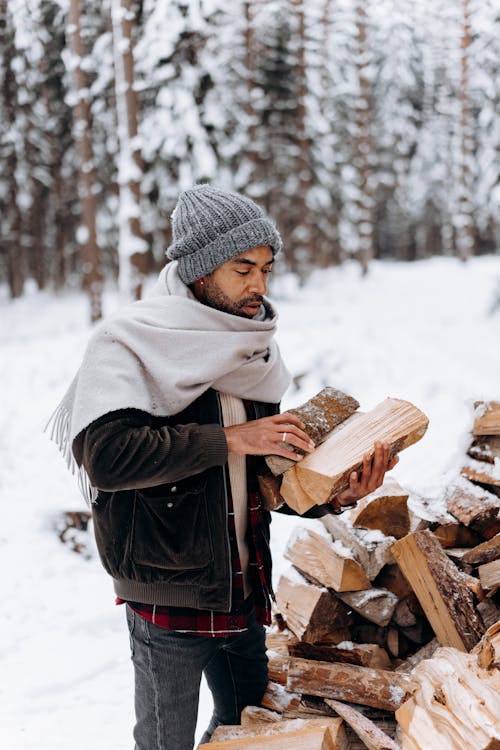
[112,0,149,300]
[0,0,24,298]
[455,0,476,260]
[291,0,313,266]
[354,1,374,274]
[67,0,102,322]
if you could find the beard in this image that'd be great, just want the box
[200,277,263,318]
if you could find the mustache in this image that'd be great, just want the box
[238,296,263,307]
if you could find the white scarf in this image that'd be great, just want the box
[48,261,291,498]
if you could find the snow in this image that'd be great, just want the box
[1,255,500,748]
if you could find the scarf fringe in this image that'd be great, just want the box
[45,402,97,506]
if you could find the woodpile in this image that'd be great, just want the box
[202,394,500,749]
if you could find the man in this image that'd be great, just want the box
[51,185,396,750]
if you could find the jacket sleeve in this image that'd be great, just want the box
[73,408,228,492]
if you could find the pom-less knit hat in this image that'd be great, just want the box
[166,184,282,284]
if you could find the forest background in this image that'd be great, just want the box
[1,0,499,320]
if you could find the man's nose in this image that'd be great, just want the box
[249,273,267,295]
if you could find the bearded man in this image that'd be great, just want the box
[51,185,395,750]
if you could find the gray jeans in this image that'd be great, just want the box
[126,605,268,750]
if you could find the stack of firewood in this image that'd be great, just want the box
[200,393,500,750]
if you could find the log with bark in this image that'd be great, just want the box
[288,641,391,670]
[461,456,500,488]
[462,533,500,566]
[281,398,428,514]
[286,656,418,712]
[275,569,351,643]
[468,435,500,464]
[445,477,500,537]
[391,529,485,651]
[265,387,360,476]
[325,698,400,750]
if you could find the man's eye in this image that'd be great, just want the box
[236,271,250,276]
[263,268,273,274]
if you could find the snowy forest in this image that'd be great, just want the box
[1,0,499,318]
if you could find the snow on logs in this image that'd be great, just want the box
[202,397,500,750]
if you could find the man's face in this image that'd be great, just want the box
[198,245,274,318]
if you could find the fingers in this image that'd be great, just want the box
[329,441,399,511]
[278,423,315,455]
[223,413,315,458]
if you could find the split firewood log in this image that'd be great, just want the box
[265,387,360,476]
[473,400,500,436]
[261,682,302,714]
[395,645,500,750]
[431,522,482,548]
[461,459,500,488]
[321,514,395,581]
[471,620,500,671]
[258,473,285,511]
[240,706,282,726]
[208,718,348,750]
[284,527,371,593]
[345,479,410,540]
[199,725,345,750]
[478,559,500,598]
[468,435,500,464]
[477,600,500,630]
[325,698,400,750]
[335,588,399,628]
[462,533,500,566]
[281,398,428,514]
[391,529,485,651]
[275,568,351,643]
[445,476,500,537]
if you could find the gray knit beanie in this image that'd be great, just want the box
[166,184,282,284]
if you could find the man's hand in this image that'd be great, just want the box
[328,441,399,513]
[224,412,315,459]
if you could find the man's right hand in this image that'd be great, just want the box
[223,412,315,459]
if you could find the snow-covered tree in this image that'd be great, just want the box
[111,0,149,299]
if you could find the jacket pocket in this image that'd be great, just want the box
[130,480,213,571]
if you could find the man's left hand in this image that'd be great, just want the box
[328,441,399,513]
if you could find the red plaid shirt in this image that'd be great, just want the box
[117,455,273,637]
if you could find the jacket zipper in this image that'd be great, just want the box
[216,392,233,612]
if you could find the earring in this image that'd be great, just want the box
[199,278,204,286]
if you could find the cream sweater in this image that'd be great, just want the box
[219,393,252,597]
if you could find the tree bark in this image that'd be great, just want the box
[354,1,374,274]
[67,0,102,322]
[112,0,149,300]
[0,0,24,298]
[455,0,476,260]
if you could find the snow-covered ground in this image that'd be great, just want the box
[1,255,499,749]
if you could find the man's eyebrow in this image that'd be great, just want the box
[232,257,274,267]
